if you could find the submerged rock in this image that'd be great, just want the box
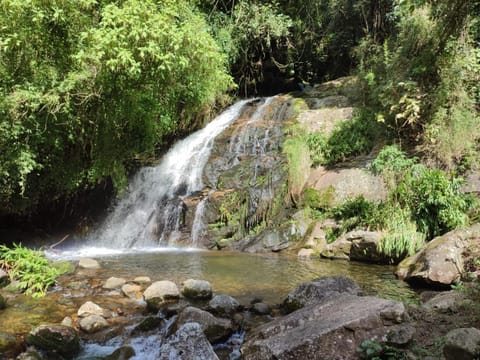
[26,325,79,357]
[397,224,480,286]
[208,295,241,317]
[443,327,480,360]
[143,280,180,311]
[158,322,219,360]
[242,294,406,360]
[175,306,233,343]
[182,279,213,300]
[282,276,361,313]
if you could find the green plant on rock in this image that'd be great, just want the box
[0,243,61,298]
[358,339,406,360]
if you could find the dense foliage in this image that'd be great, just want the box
[0,0,231,215]
[0,0,478,233]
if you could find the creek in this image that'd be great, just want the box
[3,97,419,358]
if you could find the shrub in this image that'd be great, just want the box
[0,243,61,298]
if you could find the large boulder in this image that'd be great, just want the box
[181,279,213,300]
[175,306,233,343]
[443,327,480,360]
[242,294,406,360]
[396,224,480,286]
[143,280,180,311]
[26,325,80,358]
[208,295,241,317]
[282,276,362,313]
[158,322,219,360]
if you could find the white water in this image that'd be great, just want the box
[85,100,252,251]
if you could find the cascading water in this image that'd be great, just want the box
[89,100,252,249]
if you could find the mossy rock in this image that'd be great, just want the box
[26,325,80,357]
[0,332,20,355]
[52,261,76,275]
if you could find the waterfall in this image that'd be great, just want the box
[90,100,252,249]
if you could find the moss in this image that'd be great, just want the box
[303,187,335,209]
[52,261,75,275]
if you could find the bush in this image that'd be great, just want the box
[0,243,61,298]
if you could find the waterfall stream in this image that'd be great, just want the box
[88,98,277,250]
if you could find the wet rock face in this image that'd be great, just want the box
[158,322,219,360]
[242,294,406,360]
[396,224,480,286]
[282,275,362,313]
[26,325,80,358]
[194,97,291,249]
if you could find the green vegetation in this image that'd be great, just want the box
[0,0,231,216]
[0,243,62,298]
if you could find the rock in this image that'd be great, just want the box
[423,291,466,312]
[78,258,101,269]
[132,316,163,333]
[78,301,107,318]
[257,230,290,252]
[104,277,127,290]
[158,322,219,360]
[0,268,10,287]
[252,302,271,315]
[242,294,406,360]
[143,280,180,311]
[208,295,241,316]
[16,350,43,360]
[397,224,480,286]
[291,210,312,238]
[443,328,480,360]
[133,276,151,284]
[0,331,19,356]
[320,236,351,260]
[348,231,388,263]
[26,325,79,357]
[297,248,314,259]
[307,164,387,206]
[105,346,136,360]
[282,276,361,313]
[52,261,76,275]
[303,221,328,252]
[0,293,6,310]
[121,284,143,300]
[61,316,73,327]
[386,324,416,346]
[78,314,109,333]
[182,279,213,300]
[176,306,233,343]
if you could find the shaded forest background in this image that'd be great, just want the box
[0,0,478,231]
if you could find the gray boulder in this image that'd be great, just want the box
[208,295,241,316]
[444,327,480,360]
[143,280,180,311]
[158,322,219,360]
[182,279,213,300]
[26,325,79,357]
[282,276,361,313]
[242,294,406,360]
[397,224,480,286]
[175,306,233,343]
[422,291,467,312]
